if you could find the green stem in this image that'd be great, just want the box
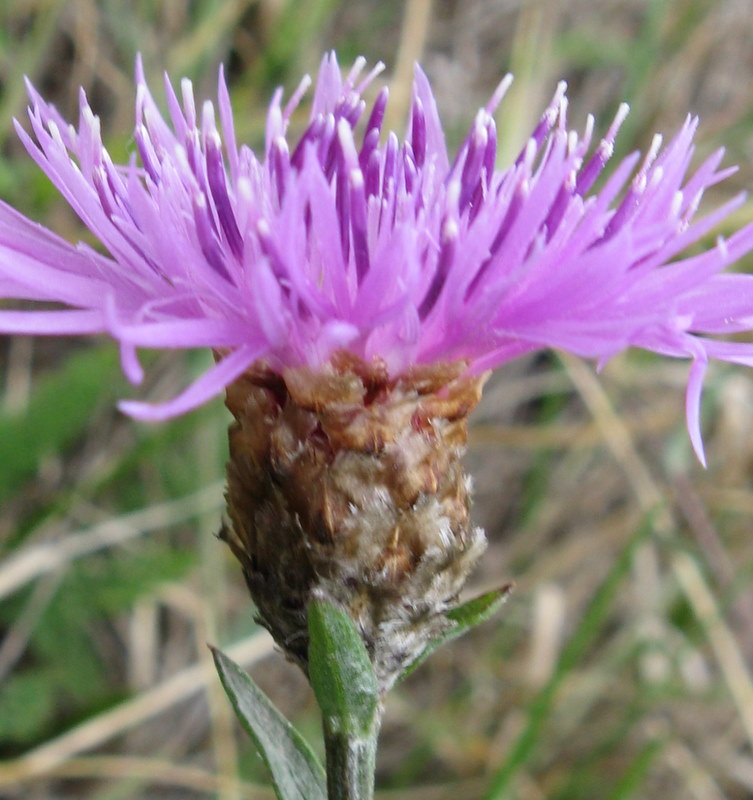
[323,719,380,800]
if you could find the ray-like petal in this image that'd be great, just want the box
[0,308,105,334]
[118,344,262,420]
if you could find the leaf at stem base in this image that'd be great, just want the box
[211,645,327,800]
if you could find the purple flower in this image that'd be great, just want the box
[1,52,753,463]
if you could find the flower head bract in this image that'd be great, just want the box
[2,53,753,464]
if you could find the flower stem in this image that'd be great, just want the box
[323,719,380,800]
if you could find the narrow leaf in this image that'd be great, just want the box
[211,646,327,800]
[446,583,515,627]
[402,584,514,679]
[308,598,379,737]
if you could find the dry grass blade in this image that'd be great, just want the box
[167,0,260,74]
[385,0,433,130]
[0,632,274,786]
[13,755,275,799]
[0,482,224,601]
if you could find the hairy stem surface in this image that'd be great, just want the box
[323,720,380,800]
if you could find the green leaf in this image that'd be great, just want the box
[211,646,327,800]
[446,583,514,627]
[402,584,514,679]
[0,670,56,744]
[307,598,379,738]
[605,737,665,800]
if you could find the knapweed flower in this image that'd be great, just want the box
[2,53,753,687]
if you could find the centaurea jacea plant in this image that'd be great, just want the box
[3,53,753,799]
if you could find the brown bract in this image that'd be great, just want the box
[222,352,489,691]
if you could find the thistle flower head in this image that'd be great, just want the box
[2,53,753,463]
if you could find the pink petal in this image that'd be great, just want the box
[118,344,262,421]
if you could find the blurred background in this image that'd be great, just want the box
[1,0,753,798]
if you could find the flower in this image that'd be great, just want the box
[2,52,753,465]
[5,53,753,691]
